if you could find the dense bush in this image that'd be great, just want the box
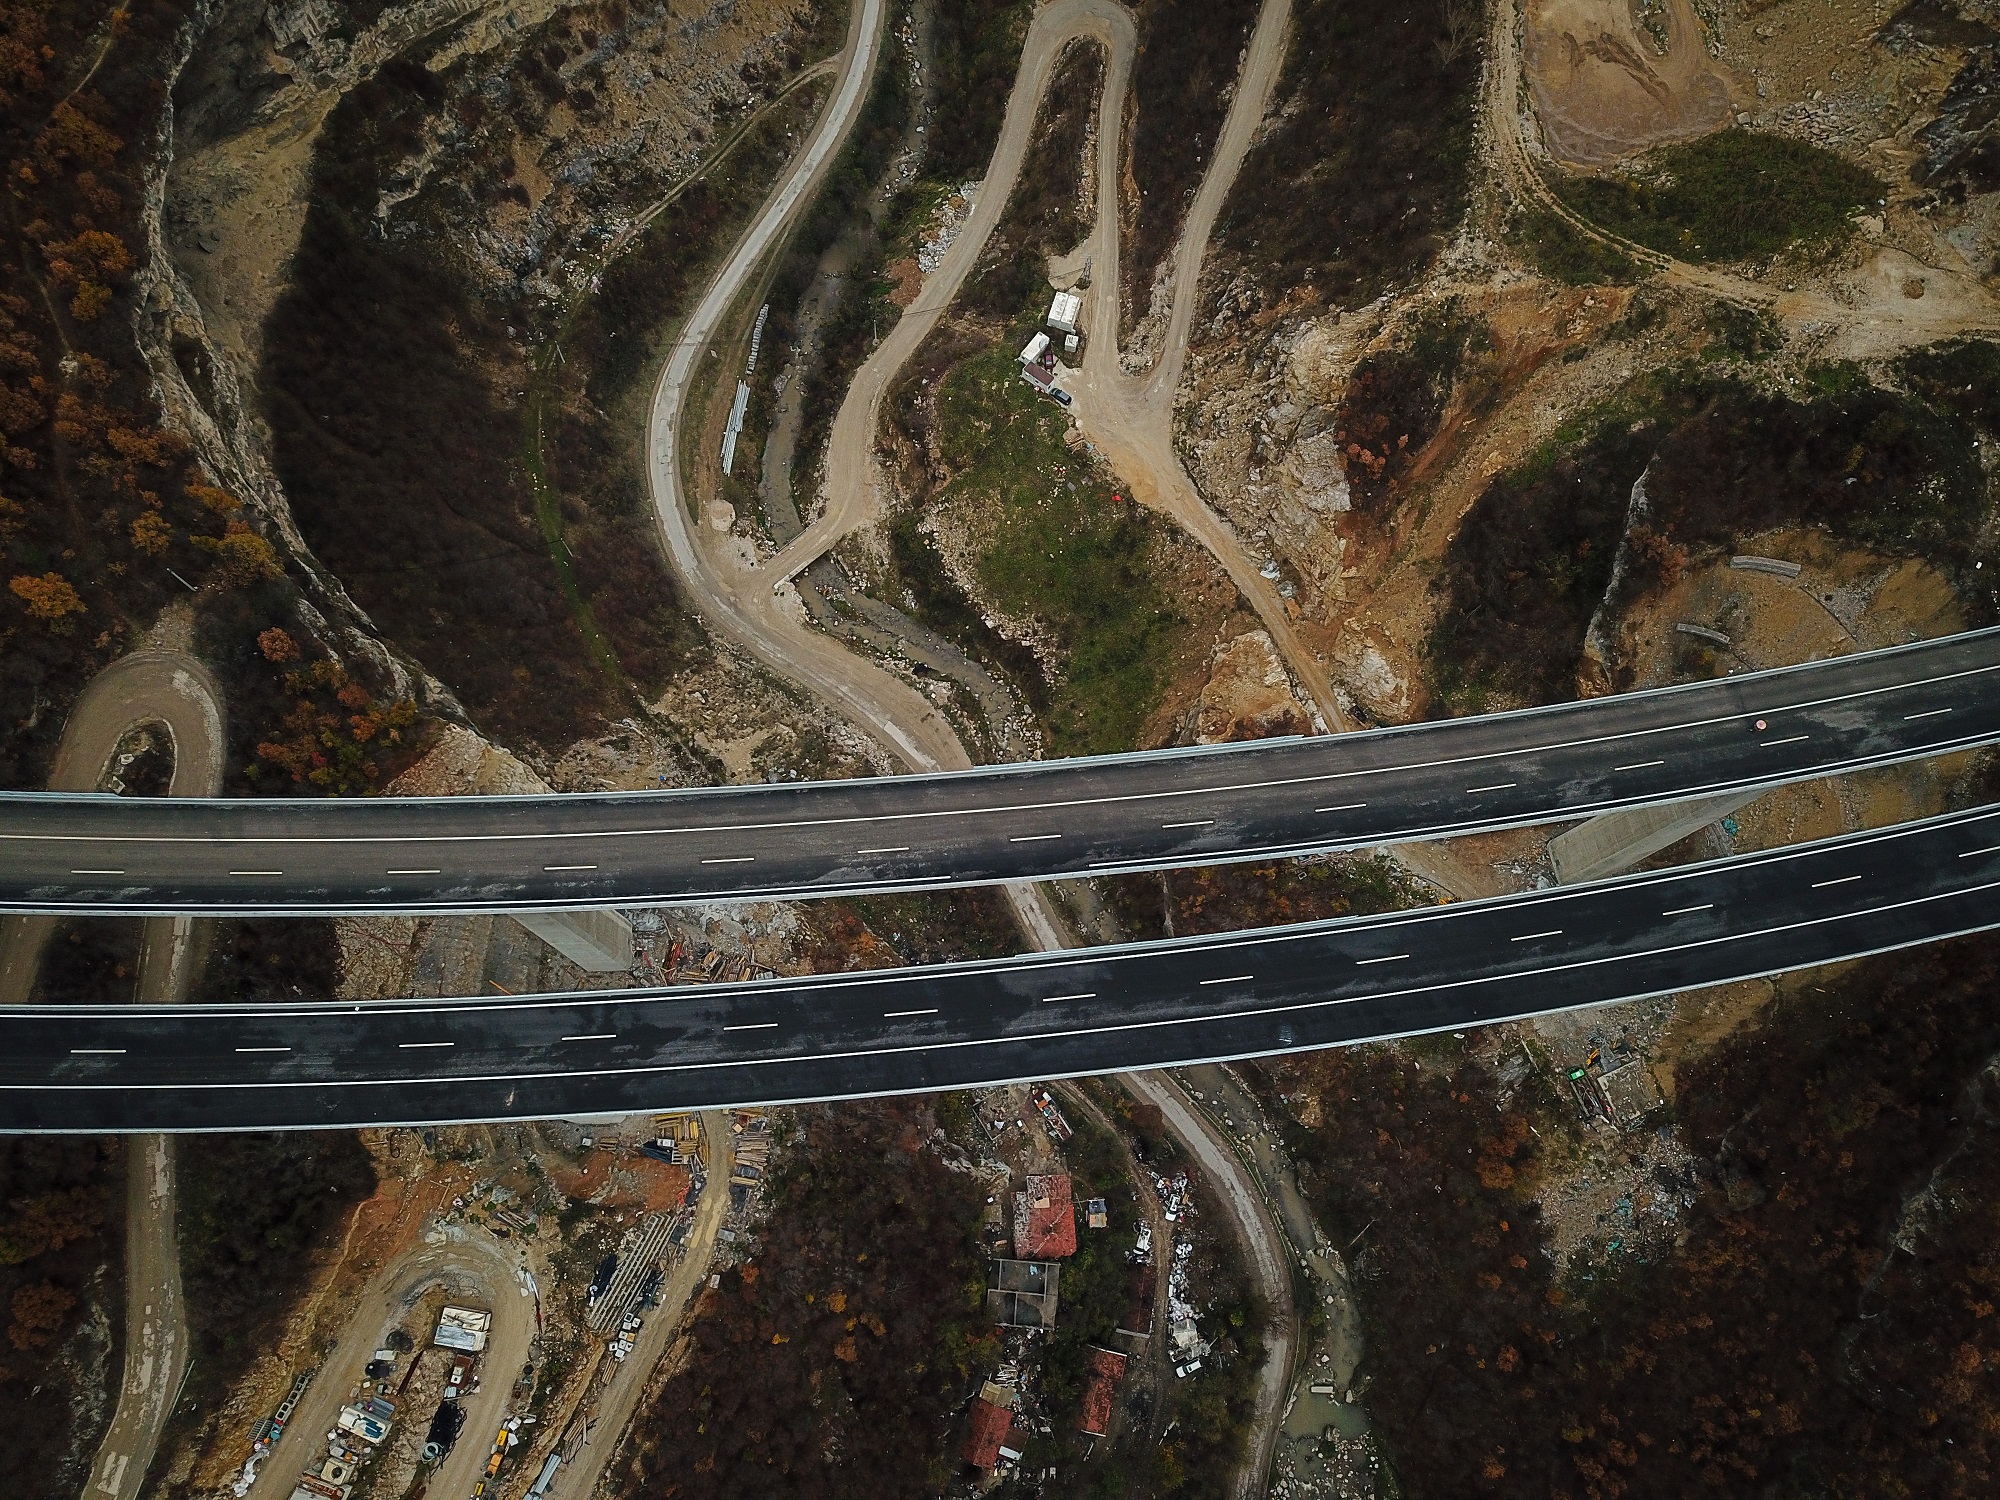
[924,0,1037,183]
[617,1101,992,1499]
[961,37,1103,321]
[1257,932,2000,1496]
[178,1133,377,1396]
[0,0,281,789]
[265,67,615,750]
[0,1137,123,1500]
[1429,373,1986,710]
[1558,130,1882,264]
[1899,338,2000,434]
[1121,0,1261,330]
[191,920,340,1003]
[1511,203,1639,286]
[1215,0,1481,310]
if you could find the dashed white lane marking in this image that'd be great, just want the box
[398,1041,453,1049]
[1905,708,1953,720]
[1812,875,1862,889]
[386,868,441,876]
[543,864,598,872]
[1614,760,1664,772]
[1356,954,1409,965]
[884,1008,938,1018]
[1466,782,1516,794]
[700,856,755,865]
[561,1034,617,1042]
[1163,820,1215,829]
[70,869,124,876]
[856,846,910,854]
[229,870,282,876]
[1959,844,2000,859]
[1199,975,1253,986]
[723,1022,777,1032]
[1663,903,1713,916]
[1042,992,1096,1003]
[1009,833,1063,843]
[71,1048,125,1055]
[1315,802,1367,813]
[1761,735,1810,748]
[235,1046,290,1054]
[1512,930,1563,942]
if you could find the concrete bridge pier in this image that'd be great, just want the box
[511,910,636,973]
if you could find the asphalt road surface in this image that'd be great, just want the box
[4,630,1998,916]
[7,800,2000,1132]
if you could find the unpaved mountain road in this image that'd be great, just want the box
[1484,0,2000,349]
[8,650,225,1500]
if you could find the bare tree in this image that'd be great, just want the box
[1435,0,1481,68]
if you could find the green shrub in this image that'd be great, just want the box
[1512,203,1638,285]
[935,349,1183,755]
[1557,130,1882,263]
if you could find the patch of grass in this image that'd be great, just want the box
[936,348,1183,754]
[1511,202,1638,285]
[1556,130,1883,263]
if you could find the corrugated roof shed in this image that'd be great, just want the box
[1077,1346,1128,1436]
[1015,1173,1077,1259]
[963,1397,1013,1469]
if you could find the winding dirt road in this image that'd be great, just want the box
[0,649,227,1500]
[256,1225,536,1500]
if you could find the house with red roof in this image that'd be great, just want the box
[1077,1346,1128,1438]
[963,1396,1013,1469]
[1012,1173,1077,1259]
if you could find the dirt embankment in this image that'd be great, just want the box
[1523,0,1738,166]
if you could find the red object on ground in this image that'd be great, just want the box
[963,1397,1013,1469]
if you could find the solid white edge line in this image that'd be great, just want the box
[16,648,1991,850]
[34,805,2000,1026]
[29,868,2000,1099]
